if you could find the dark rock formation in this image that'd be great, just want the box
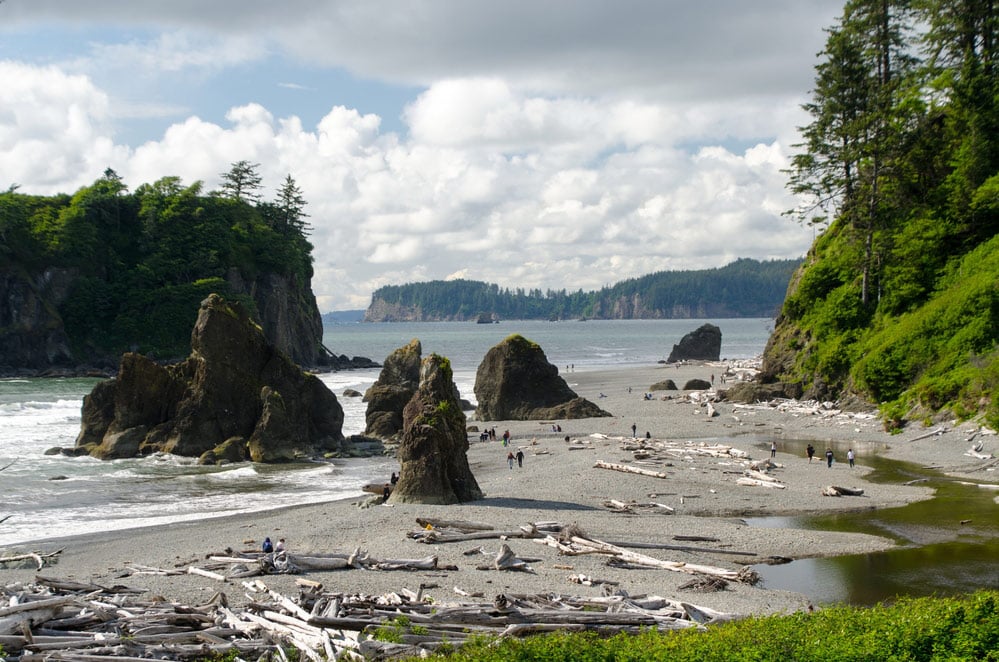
[364,339,422,440]
[650,379,677,391]
[74,294,345,462]
[390,354,483,504]
[683,378,712,390]
[666,324,722,363]
[473,335,611,421]
[0,267,77,373]
[718,382,803,403]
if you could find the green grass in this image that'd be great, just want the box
[433,591,999,662]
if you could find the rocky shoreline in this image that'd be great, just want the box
[3,362,995,619]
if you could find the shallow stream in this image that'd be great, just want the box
[749,439,999,606]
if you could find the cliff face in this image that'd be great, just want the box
[224,268,324,367]
[0,266,77,372]
[0,265,326,374]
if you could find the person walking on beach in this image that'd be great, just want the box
[771,441,777,458]
[631,423,637,438]
[807,444,815,463]
[825,449,834,468]
[847,448,855,468]
[516,449,524,468]
[502,430,510,446]
[507,452,515,469]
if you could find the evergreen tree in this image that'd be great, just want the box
[219,160,263,203]
[273,174,311,236]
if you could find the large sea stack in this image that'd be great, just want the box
[473,334,611,421]
[363,339,422,440]
[75,294,345,462]
[666,323,722,362]
[390,354,483,504]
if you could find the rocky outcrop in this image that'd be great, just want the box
[0,267,78,373]
[390,354,483,504]
[718,382,803,403]
[650,379,677,391]
[74,294,345,462]
[683,378,712,390]
[666,324,722,363]
[223,269,327,367]
[364,339,423,440]
[473,335,611,421]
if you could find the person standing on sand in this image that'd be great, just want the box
[847,448,855,468]
[631,423,637,438]
[516,449,524,468]
[825,449,834,468]
[807,444,815,463]
[502,430,510,446]
[771,441,777,458]
[507,452,515,469]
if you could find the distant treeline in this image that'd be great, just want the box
[364,258,801,321]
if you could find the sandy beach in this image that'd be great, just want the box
[4,362,995,617]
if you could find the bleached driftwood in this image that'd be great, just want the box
[0,549,62,570]
[416,518,494,531]
[602,499,675,514]
[594,461,668,479]
[535,535,757,584]
[736,477,786,489]
[821,485,865,497]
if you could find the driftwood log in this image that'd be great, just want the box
[821,485,865,497]
[594,461,669,479]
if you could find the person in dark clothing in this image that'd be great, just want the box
[515,449,524,468]
[806,444,815,463]
[825,448,834,468]
[262,537,273,553]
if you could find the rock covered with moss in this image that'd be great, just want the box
[74,294,345,462]
[473,334,611,421]
[363,338,422,440]
[390,354,483,504]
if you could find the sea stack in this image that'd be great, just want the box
[75,294,346,462]
[390,354,483,504]
[473,334,611,421]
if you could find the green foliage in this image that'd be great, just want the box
[437,591,999,662]
[3,170,314,362]
[769,0,998,425]
[369,258,801,321]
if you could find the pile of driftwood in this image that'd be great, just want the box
[1,575,741,660]
[407,518,758,586]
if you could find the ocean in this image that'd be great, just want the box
[0,318,772,546]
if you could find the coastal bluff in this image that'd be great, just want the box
[74,294,346,462]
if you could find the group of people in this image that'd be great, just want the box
[478,427,500,442]
[805,444,856,468]
[261,537,285,553]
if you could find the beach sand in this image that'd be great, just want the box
[4,362,995,618]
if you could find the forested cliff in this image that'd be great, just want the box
[761,0,998,428]
[0,164,328,373]
[364,258,800,322]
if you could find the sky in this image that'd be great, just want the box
[1,1,841,312]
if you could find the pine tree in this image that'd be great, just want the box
[219,160,263,203]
